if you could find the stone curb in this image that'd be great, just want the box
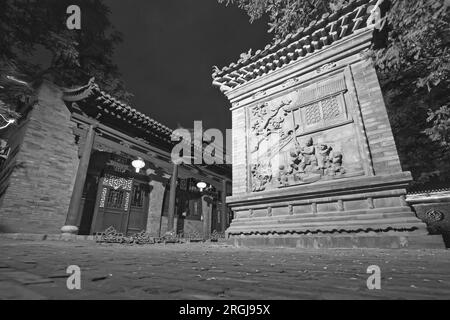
[0,233,232,244]
[0,233,95,242]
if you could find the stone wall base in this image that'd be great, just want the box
[226,173,446,248]
[228,232,445,249]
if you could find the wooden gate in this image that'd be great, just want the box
[91,174,149,235]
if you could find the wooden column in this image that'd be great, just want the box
[166,162,179,233]
[202,195,212,239]
[221,180,228,233]
[61,123,96,234]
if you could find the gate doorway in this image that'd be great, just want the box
[91,174,149,235]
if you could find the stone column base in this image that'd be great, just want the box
[60,225,79,235]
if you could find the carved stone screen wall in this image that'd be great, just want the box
[212,0,444,248]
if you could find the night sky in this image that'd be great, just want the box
[106,0,272,134]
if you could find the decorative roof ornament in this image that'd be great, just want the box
[0,114,15,130]
[366,0,386,30]
[239,49,253,63]
[62,79,174,143]
[212,0,379,93]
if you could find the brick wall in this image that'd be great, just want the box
[231,107,247,195]
[351,60,403,175]
[0,81,79,233]
[0,117,30,209]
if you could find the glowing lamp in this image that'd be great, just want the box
[196,181,207,192]
[131,157,145,173]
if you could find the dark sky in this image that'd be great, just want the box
[105,0,272,133]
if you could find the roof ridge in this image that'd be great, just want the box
[88,82,174,135]
[212,0,377,92]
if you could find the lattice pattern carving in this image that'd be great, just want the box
[103,175,133,191]
[99,187,107,208]
[322,96,340,120]
[305,103,321,125]
[105,189,125,209]
[124,192,130,211]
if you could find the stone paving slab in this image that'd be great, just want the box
[0,239,449,299]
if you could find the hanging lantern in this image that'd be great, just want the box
[196,181,207,192]
[131,157,145,173]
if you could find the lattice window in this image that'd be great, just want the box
[130,185,144,207]
[301,94,345,129]
[304,103,321,125]
[105,189,125,209]
[322,96,340,120]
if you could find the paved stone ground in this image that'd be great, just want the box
[0,239,449,300]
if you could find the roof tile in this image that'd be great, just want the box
[212,0,378,92]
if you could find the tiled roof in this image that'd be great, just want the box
[63,80,231,176]
[63,78,173,143]
[407,184,450,195]
[212,0,381,93]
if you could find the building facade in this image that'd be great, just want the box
[0,79,231,238]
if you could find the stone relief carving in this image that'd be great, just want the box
[282,77,299,88]
[252,137,346,191]
[284,137,345,185]
[252,90,267,100]
[316,62,337,74]
[247,74,358,193]
[424,209,445,224]
[250,163,272,192]
[250,99,296,152]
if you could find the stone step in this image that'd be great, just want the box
[231,210,418,227]
[235,206,412,222]
[229,234,445,249]
[227,218,426,235]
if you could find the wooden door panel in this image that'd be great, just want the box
[127,183,149,235]
[127,208,143,234]
[91,175,133,234]
[102,209,124,232]
[91,175,149,235]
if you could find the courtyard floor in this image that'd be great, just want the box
[0,239,449,300]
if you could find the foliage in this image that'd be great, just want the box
[424,105,450,147]
[218,0,350,38]
[218,0,450,184]
[0,0,132,104]
[370,0,450,183]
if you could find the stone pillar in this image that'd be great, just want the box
[202,195,213,239]
[146,179,166,236]
[231,107,247,195]
[61,123,96,235]
[221,180,228,233]
[166,163,178,233]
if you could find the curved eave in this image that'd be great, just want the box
[212,0,380,94]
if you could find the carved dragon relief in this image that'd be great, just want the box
[250,98,297,153]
